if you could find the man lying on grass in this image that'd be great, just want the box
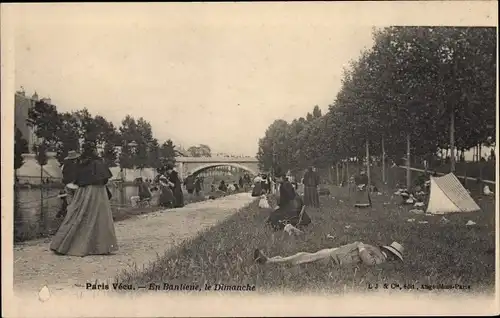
[254,241,404,267]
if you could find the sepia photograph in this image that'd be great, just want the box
[1,1,498,317]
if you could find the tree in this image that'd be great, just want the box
[187,144,212,157]
[14,128,29,237]
[34,142,48,232]
[27,100,61,150]
[118,143,134,169]
[103,142,118,167]
[14,128,29,174]
[160,139,177,164]
[134,117,155,171]
[256,26,496,181]
[256,119,290,173]
[147,138,162,169]
[312,105,322,118]
[55,112,81,165]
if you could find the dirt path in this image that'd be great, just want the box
[13,193,257,294]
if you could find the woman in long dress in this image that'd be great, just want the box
[354,170,371,207]
[166,164,184,208]
[158,175,175,208]
[50,143,118,256]
[302,166,320,208]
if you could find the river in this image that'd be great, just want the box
[14,183,202,242]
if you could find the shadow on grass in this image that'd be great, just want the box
[117,186,496,294]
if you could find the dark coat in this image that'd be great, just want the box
[62,159,79,185]
[75,158,112,187]
[278,180,296,207]
[303,170,319,187]
[267,180,311,230]
[168,170,184,207]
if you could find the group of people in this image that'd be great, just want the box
[183,174,204,197]
[154,163,185,208]
[251,173,274,197]
[253,165,404,269]
[51,150,406,269]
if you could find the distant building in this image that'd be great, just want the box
[14,91,40,153]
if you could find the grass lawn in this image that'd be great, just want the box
[118,185,496,294]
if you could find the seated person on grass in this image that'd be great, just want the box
[266,170,311,230]
[137,178,152,201]
[254,241,404,267]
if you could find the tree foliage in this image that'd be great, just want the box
[14,128,29,171]
[23,98,197,170]
[257,27,496,174]
[187,144,212,157]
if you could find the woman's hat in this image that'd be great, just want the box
[159,175,168,181]
[64,151,81,160]
[381,241,404,262]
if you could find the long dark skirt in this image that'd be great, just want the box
[50,185,118,256]
[303,186,320,207]
[159,185,175,208]
[172,186,184,207]
[267,198,312,231]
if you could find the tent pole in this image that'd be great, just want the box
[450,109,456,173]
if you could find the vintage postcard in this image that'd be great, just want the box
[1,1,499,317]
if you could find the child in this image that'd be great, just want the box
[56,191,68,219]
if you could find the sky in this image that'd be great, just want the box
[14,3,377,156]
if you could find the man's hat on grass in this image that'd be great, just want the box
[381,241,404,262]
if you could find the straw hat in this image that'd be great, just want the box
[381,241,404,262]
[64,150,81,160]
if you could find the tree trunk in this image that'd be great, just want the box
[346,160,350,182]
[463,163,468,188]
[449,110,456,172]
[336,163,339,186]
[406,134,411,191]
[40,165,45,234]
[382,137,386,184]
[366,139,371,191]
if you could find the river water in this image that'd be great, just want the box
[14,184,196,241]
[14,178,248,242]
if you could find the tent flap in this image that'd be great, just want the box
[426,173,481,214]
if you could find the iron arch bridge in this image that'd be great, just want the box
[175,156,260,180]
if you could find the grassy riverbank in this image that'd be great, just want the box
[117,185,496,294]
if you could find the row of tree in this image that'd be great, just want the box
[257,27,496,179]
[15,102,182,172]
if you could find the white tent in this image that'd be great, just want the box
[426,173,481,214]
[16,153,62,184]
